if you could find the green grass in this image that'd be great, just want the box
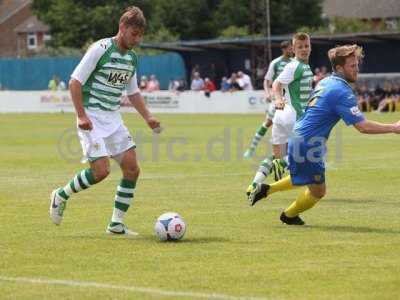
[1,112,400,300]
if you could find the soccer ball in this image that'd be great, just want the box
[155,212,186,241]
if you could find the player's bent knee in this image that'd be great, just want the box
[309,184,326,199]
[124,165,140,180]
[311,189,325,199]
[93,167,110,183]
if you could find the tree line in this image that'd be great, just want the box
[33,0,323,49]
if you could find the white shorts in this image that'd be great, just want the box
[78,110,135,161]
[271,105,297,145]
[266,100,276,120]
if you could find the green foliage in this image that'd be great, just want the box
[154,0,219,40]
[213,0,323,36]
[330,17,384,33]
[138,26,180,55]
[298,17,388,35]
[219,25,250,38]
[32,0,324,52]
[143,26,180,44]
[276,0,324,34]
[212,0,249,33]
[32,0,153,48]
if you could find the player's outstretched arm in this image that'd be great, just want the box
[353,120,400,134]
[128,93,160,130]
[69,78,93,130]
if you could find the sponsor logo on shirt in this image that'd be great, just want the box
[108,72,129,85]
[350,106,362,116]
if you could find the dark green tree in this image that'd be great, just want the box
[212,0,323,36]
[32,0,153,48]
[32,0,323,48]
[154,0,221,40]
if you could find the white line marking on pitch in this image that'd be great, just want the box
[0,276,268,300]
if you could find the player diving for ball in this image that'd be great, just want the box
[248,44,400,225]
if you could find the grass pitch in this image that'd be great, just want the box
[1,112,400,300]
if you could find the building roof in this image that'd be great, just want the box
[140,32,400,52]
[0,0,31,25]
[323,0,400,19]
[14,15,49,33]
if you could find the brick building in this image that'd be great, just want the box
[0,0,49,57]
[323,0,400,30]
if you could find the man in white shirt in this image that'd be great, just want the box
[237,71,253,91]
[191,72,205,91]
[49,6,161,236]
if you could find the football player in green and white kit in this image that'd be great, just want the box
[50,6,161,235]
[243,41,293,159]
[247,33,313,196]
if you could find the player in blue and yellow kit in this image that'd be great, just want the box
[248,44,400,225]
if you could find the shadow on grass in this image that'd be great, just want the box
[64,233,231,244]
[176,236,231,244]
[328,198,399,206]
[327,198,378,204]
[307,224,400,234]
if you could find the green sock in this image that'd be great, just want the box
[57,169,96,200]
[252,155,275,183]
[111,178,136,224]
[248,125,268,151]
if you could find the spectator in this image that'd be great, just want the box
[139,75,148,91]
[220,76,230,92]
[147,74,160,92]
[169,78,180,92]
[204,77,216,92]
[48,75,59,91]
[191,64,200,80]
[354,80,400,113]
[208,63,217,82]
[204,77,216,98]
[357,83,372,112]
[313,66,329,87]
[313,68,324,87]
[320,66,329,78]
[376,82,399,112]
[191,72,205,91]
[227,72,241,91]
[58,79,67,90]
[177,79,186,91]
[237,71,253,90]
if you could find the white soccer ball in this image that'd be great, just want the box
[155,212,186,241]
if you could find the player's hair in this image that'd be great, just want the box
[328,44,364,71]
[280,41,291,49]
[292,32,310,46]
[119,6,146,31]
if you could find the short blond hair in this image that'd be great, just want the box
[292,32,310,46]
[328,44,364,71]
[119,6,146,31]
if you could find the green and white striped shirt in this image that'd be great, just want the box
[265,56,293,82]
[71,38,140,112]
[276,58,313,118]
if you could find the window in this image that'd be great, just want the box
[27,33,37,49]
[44,34,51,42]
